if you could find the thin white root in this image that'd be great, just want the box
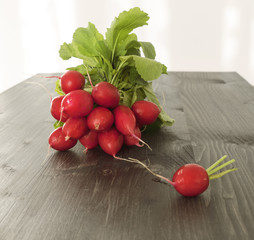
[26,81,52,101]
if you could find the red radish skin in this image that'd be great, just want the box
[132,100,161,125]
[98,127,124,157]
[113,105,136,135]
[62,117,88,140]
[60,71,85,94]
[124,126,143,147]
[62,90,93,118]
[48,127,77,151]
[172,164,209,197]
[50,96,69,122]
[114,105,151,150]
[87,107,114,131]
[79,130,98,152]
[92,82,120,108]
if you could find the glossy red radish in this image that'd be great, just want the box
[124,126,143,147]
[113,105,151,150]
[132,100,161,125]
[48,127,77,151]
[50,96,69,122]
[62,117,88,140]
[61,90,93,118]
[98,127,124,157]
[122,155,237,197]
[87,107,114,131]
[92,82,120,108]
[79,130,98,152]
[60,70,85,94]
[172,164,209,197]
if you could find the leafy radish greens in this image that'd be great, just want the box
[59,7,174,129]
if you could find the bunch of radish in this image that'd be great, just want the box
[48,70,237,197]
[48,70,160,156]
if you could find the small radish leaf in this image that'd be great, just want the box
[140,41,156,59]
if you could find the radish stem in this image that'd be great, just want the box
[206,155,227,172]
[207,159,235,176]
[209,168,238,180]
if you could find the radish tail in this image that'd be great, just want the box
[136,143,144,147]
[26,82,52,101]
[131,134,152,151]
[65,136,70,141]
[113,155,175,186]
[85,66,94,88]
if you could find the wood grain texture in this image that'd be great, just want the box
[0,72,253,240]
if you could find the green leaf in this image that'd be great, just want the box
[95,40,111,60]
[54,120,64,129]
[115,33,140,58]
[140,41,156,59]
[72,23,104,57]
[119,55,165,81]
[105,7,149,62]
[59,43,73,60]
[55,79,64,95]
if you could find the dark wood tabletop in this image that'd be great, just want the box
[0,72,254,240]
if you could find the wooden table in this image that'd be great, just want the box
[0,72,253,240]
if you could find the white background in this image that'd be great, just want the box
[1,0,254,93]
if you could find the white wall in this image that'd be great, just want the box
[1,0,254,93]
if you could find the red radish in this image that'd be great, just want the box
[92,82,120,108]
[60,71,85,94]
[98,127,124,157]
[132,100,161,125]
[50,96,69,122]
[172,164,209,197]
[113,105,151,150]
[62,89,93,118]
[62,117,88,140]
[87,107,114,131]
[123,155,237,197]
[124,126,143,147]
[48,127,77,151]
[79,130,98,152]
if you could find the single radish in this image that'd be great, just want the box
[92,82,120,108]
[131,100,161,125]
[124,126,143,147]
[61,89,93,118]
[87,107,114,131]
[62,117,88,140]
[60,70,85,94]
[113,105,151,150]
[98,127,124,157]
[79,130,98,152]
[48,127,77,151]
[172,164,209,197]
[123,155,237,197]
[50,96,69,122]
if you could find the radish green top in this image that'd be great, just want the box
[58,7,174,131]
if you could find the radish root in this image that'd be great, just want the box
[132,134,152,151]
[26,82,52,101]
[85,66,94,88]
[114,155,175,186]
